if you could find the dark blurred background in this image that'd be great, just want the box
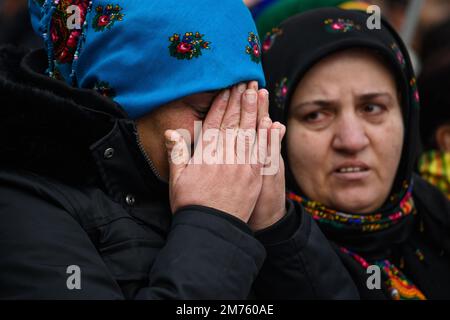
[0,0,42,49]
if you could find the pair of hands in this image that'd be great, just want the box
[164,82,286,231]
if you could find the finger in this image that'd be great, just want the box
[255,116,272,168]
[262,120,285,176]
[239,89,258,130]
[221,83,246,131]
[237,89,258,164]
[202,89,230,132]
[257,89,269,127]
[248,81,258,91]
[271,121,286,143]
[165,129,189,184]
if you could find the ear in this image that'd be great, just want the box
[435,124,450,152]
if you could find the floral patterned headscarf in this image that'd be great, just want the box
[28,0,266,119]
[263,8,422,256]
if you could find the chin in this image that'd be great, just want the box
[330,189,381,214]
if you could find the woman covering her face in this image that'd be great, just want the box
[263,7,450,299]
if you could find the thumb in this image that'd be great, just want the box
[164,129,189,183]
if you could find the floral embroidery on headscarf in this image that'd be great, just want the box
[168,32,210,60]
[93,80,116,98]
[410,77,420,108]
[340,247,426,300]
[287,181,416,233]
[92,4,124,32]
[391,42,406,69]
[246,32,262,63]
[50,0,91,65]
[324,18,361,33]
[274,77,289,109]
[262,28,283,52]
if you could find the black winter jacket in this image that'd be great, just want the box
[0,46,358,299]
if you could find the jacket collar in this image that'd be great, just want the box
[0,46,169,224]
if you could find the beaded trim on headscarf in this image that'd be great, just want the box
[418,150,450,200]
[340,247,426,300]
[287,180,416,233]
[42,0,94,85]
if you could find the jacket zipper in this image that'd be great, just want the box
[133,125,163,181]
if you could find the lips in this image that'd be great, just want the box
[332,161,370,181]
[337,167,367,173]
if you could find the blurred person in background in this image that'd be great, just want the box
[417,18,450,200]
[244,0,279,19]
[371,0,450,52]
[419,17,450,70]
[254,0,370,37]
[0,0,42,48]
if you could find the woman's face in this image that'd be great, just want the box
[287,49,404,213]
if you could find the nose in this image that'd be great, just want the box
[331,112,369,154]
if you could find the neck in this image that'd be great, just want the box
[136,121,169,181]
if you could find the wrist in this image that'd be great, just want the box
[249,206,287,231]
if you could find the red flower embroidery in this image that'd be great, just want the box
[262,28,283,52]
[246,32,261,63]
[169,32,210,60]
[253,44,260,58]
[324,18,361,33]
[275,77,289,109]
[410,78,420,108]
[98,15,111,27]
[66,30,81,48]
[177,42,193,54]
[92,4,124,32]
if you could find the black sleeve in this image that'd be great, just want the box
[252,200,360,300]
[0,187,266,299]
[0,185,124,299]
[136,206,266,299]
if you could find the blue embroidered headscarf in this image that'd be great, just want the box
[29,0,266,119]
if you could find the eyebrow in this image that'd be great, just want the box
[292,92,393,110]
[357,92,393,102]
[291,99,335,111]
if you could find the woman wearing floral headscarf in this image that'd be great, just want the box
[263,8,450,299]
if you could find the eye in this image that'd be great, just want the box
[363,104,384,115]
[187,103,209,119]
[304,111,325,122]
[195,109,208,119]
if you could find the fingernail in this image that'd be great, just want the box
[245,90,257,103]
[169,130,180,142]
[260,89,268,98]
[222,89,230,101]
[238,83,246,93]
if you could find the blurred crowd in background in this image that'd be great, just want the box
[1,0,449,199]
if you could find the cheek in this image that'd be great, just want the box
[286,123,329,181]
[162,109,199,142]
[371,113,404,179]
